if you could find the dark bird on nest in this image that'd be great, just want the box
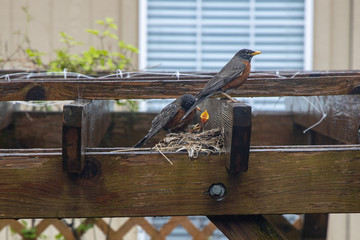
[134,94,199,148]
[181,49,261,120]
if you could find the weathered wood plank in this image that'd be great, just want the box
[0,102,13,131]
[288,96,360,144]
[208,215,284,240]
[62,100,112,173]
[0,145,359,218]
[0,74,359,101]
[264,215,301,240]
[0,111,296,148]
[201,98,251,173]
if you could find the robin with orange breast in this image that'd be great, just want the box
[182,49,261,120]
[134,94,199,148]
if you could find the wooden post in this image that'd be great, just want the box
[201,98,251,174]
[62,100,112,173]
[302,214,329,240]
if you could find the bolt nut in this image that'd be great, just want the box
[208,183,226,201]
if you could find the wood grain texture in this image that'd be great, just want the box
[208,215,284,240]
[0,72,359,100]
[201,98,251,173]
[0,111,296,148]
[0,145,359,218]
[288,95,360,144]
[62,100,112,173]
[264,215,301,240]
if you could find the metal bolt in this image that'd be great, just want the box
[208,183,226,201]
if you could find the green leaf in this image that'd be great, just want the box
[126,44,139,53]
[107,58,115,69]
[109,33,118,39]
[85,29,99,36]
[118,40,125,49]
[105,17,114,24]
[102,30,111,37]
[96,20,105,25]
[55,233,64,240]
[60,31,74,40]
[108,23,118,30]
[21,227,37,239]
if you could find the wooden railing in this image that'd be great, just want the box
[0,70,359,239]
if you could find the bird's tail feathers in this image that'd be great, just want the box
[133,126,163,148]
[133,136,148,148]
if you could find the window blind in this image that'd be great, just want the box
[145,0,307,71]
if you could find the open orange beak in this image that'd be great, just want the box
[200,110,209,123]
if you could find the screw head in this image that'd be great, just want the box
[208,183,226,201]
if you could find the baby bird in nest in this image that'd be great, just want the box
[191,110,209,133]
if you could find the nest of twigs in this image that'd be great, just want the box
[154,127,224,158]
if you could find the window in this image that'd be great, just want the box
[139,0,313,72]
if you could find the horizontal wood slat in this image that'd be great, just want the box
[0,145,358,218]
[0,71,359,100]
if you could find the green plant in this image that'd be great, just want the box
[0,5,45,69]
[55,233,65,240]
[48,17,138,74]
[77,219,96,234]
[20,220,37,240]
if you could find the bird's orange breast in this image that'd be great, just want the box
[164,108,196,132]
[222,61,251,91]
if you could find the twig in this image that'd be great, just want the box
[155,146,173,165]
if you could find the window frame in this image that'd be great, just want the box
[138,0,314,71]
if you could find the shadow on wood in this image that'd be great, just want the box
[208,215,283,239]
[62,100,112,173]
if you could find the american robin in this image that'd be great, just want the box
[134,94,199,148]
[182,49,261,120]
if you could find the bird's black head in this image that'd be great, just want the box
[177,94,196,110]
[236,49,262,62]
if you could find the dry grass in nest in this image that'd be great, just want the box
[154,127,224,159]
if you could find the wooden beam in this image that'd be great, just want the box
[289,96,360,144]
[264,215,301,240]
[62,100,111,173]
[0,111,296,148]
[0,72,359,100]
[0,145,359,218]
[208,215,284,239]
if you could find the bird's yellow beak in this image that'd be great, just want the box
[251,51,262,56]
[200,110,209,122]
[196,106,201,112]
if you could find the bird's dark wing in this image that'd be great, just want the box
[181,56,247,121]
[133,103,179,147]
[196,57,247,99]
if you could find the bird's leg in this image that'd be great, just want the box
[221,92,238,103]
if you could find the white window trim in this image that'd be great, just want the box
[304,0,314,70]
